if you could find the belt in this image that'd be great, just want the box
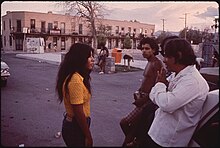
[66,115,73,122]
[63,112,90,123]
[63,112,73,122]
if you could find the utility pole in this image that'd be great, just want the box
[179,13,189,39]
[184,13,187,40]
[161,19,166,33]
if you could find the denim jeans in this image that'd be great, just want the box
[62,114,91,147]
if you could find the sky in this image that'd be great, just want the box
[1,1,219,33]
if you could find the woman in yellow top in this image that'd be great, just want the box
[56,43,94,147]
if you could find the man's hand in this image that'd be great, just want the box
[156,67,168,86]
[133,98,145,107]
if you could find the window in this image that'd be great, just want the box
[128,27,131,33]
[79,24,83,34]
[17,20,21,32]
[9,19,11,30]
[61,22,65,34]
[61,37,65,50]
[9,35,12,46]
[107,26,112,31]
[71,37,76,44]
[116,26,119,34]
[133,28,136,33]
[79,37,83,42]
[4,36,6,46]
[145,29,148,34]
[53,37,57,47]
[54,21,58,29]
[106,26,112,35]
[140,28,143,33]
[71,18,75,32]
[3,21,5,30]
[41,21,46,33]
[30,19,35,29]
[48,23,52,33]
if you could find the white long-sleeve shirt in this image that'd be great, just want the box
[149,65,209,147]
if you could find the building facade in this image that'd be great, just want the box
[1,11,155,52]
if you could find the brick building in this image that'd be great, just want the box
[1,11,155,52]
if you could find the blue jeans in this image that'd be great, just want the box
[62,113,91,147]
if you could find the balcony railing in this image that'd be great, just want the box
[9,27,145,39]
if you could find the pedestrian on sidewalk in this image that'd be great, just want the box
[120,37,164,147]
[97,43,109,74]
[55,43,95,147]
[146,38,209,147]
[123,53,134,70]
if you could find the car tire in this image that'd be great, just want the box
[1,79,7,87]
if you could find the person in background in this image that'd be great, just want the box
[147,38,209,147]
[120,37,163,147]
[97,43,109,74]
[212,50,219,67]
[123,53,134,70]
[55,43,94,147]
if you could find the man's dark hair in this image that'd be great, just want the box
[164,38,197,66]
[160,35,179,56]
[140,37,159,55]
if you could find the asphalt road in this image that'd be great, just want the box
[1,53,145,147]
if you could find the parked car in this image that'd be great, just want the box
[188,89,219,147]
[1,59,10,87]
[189,67,219,147]
[200,67,219,91]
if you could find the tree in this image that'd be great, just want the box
[123,36,132,49]
[97,34,107,48]
[156,31,173,44]
[180,29,203,44]
[60,1,107,54]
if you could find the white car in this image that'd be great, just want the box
[188,89,219,147]
[1,60,10,87]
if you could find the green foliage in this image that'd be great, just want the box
[97,34,107,48]
[123,36,132,49]
[179,28,214,44]
[156,32,174,44]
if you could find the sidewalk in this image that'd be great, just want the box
[15,52,147,70]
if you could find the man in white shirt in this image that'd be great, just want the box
[148,38,209,147]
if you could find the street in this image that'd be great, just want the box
[1,53,144,147]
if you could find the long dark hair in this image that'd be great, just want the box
[56,43,94,103]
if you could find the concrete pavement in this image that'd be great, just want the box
[7,51,146,146]
[15,51,147,70]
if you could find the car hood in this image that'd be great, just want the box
[199,67,219,76]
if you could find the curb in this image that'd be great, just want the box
[15,54,60,66]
